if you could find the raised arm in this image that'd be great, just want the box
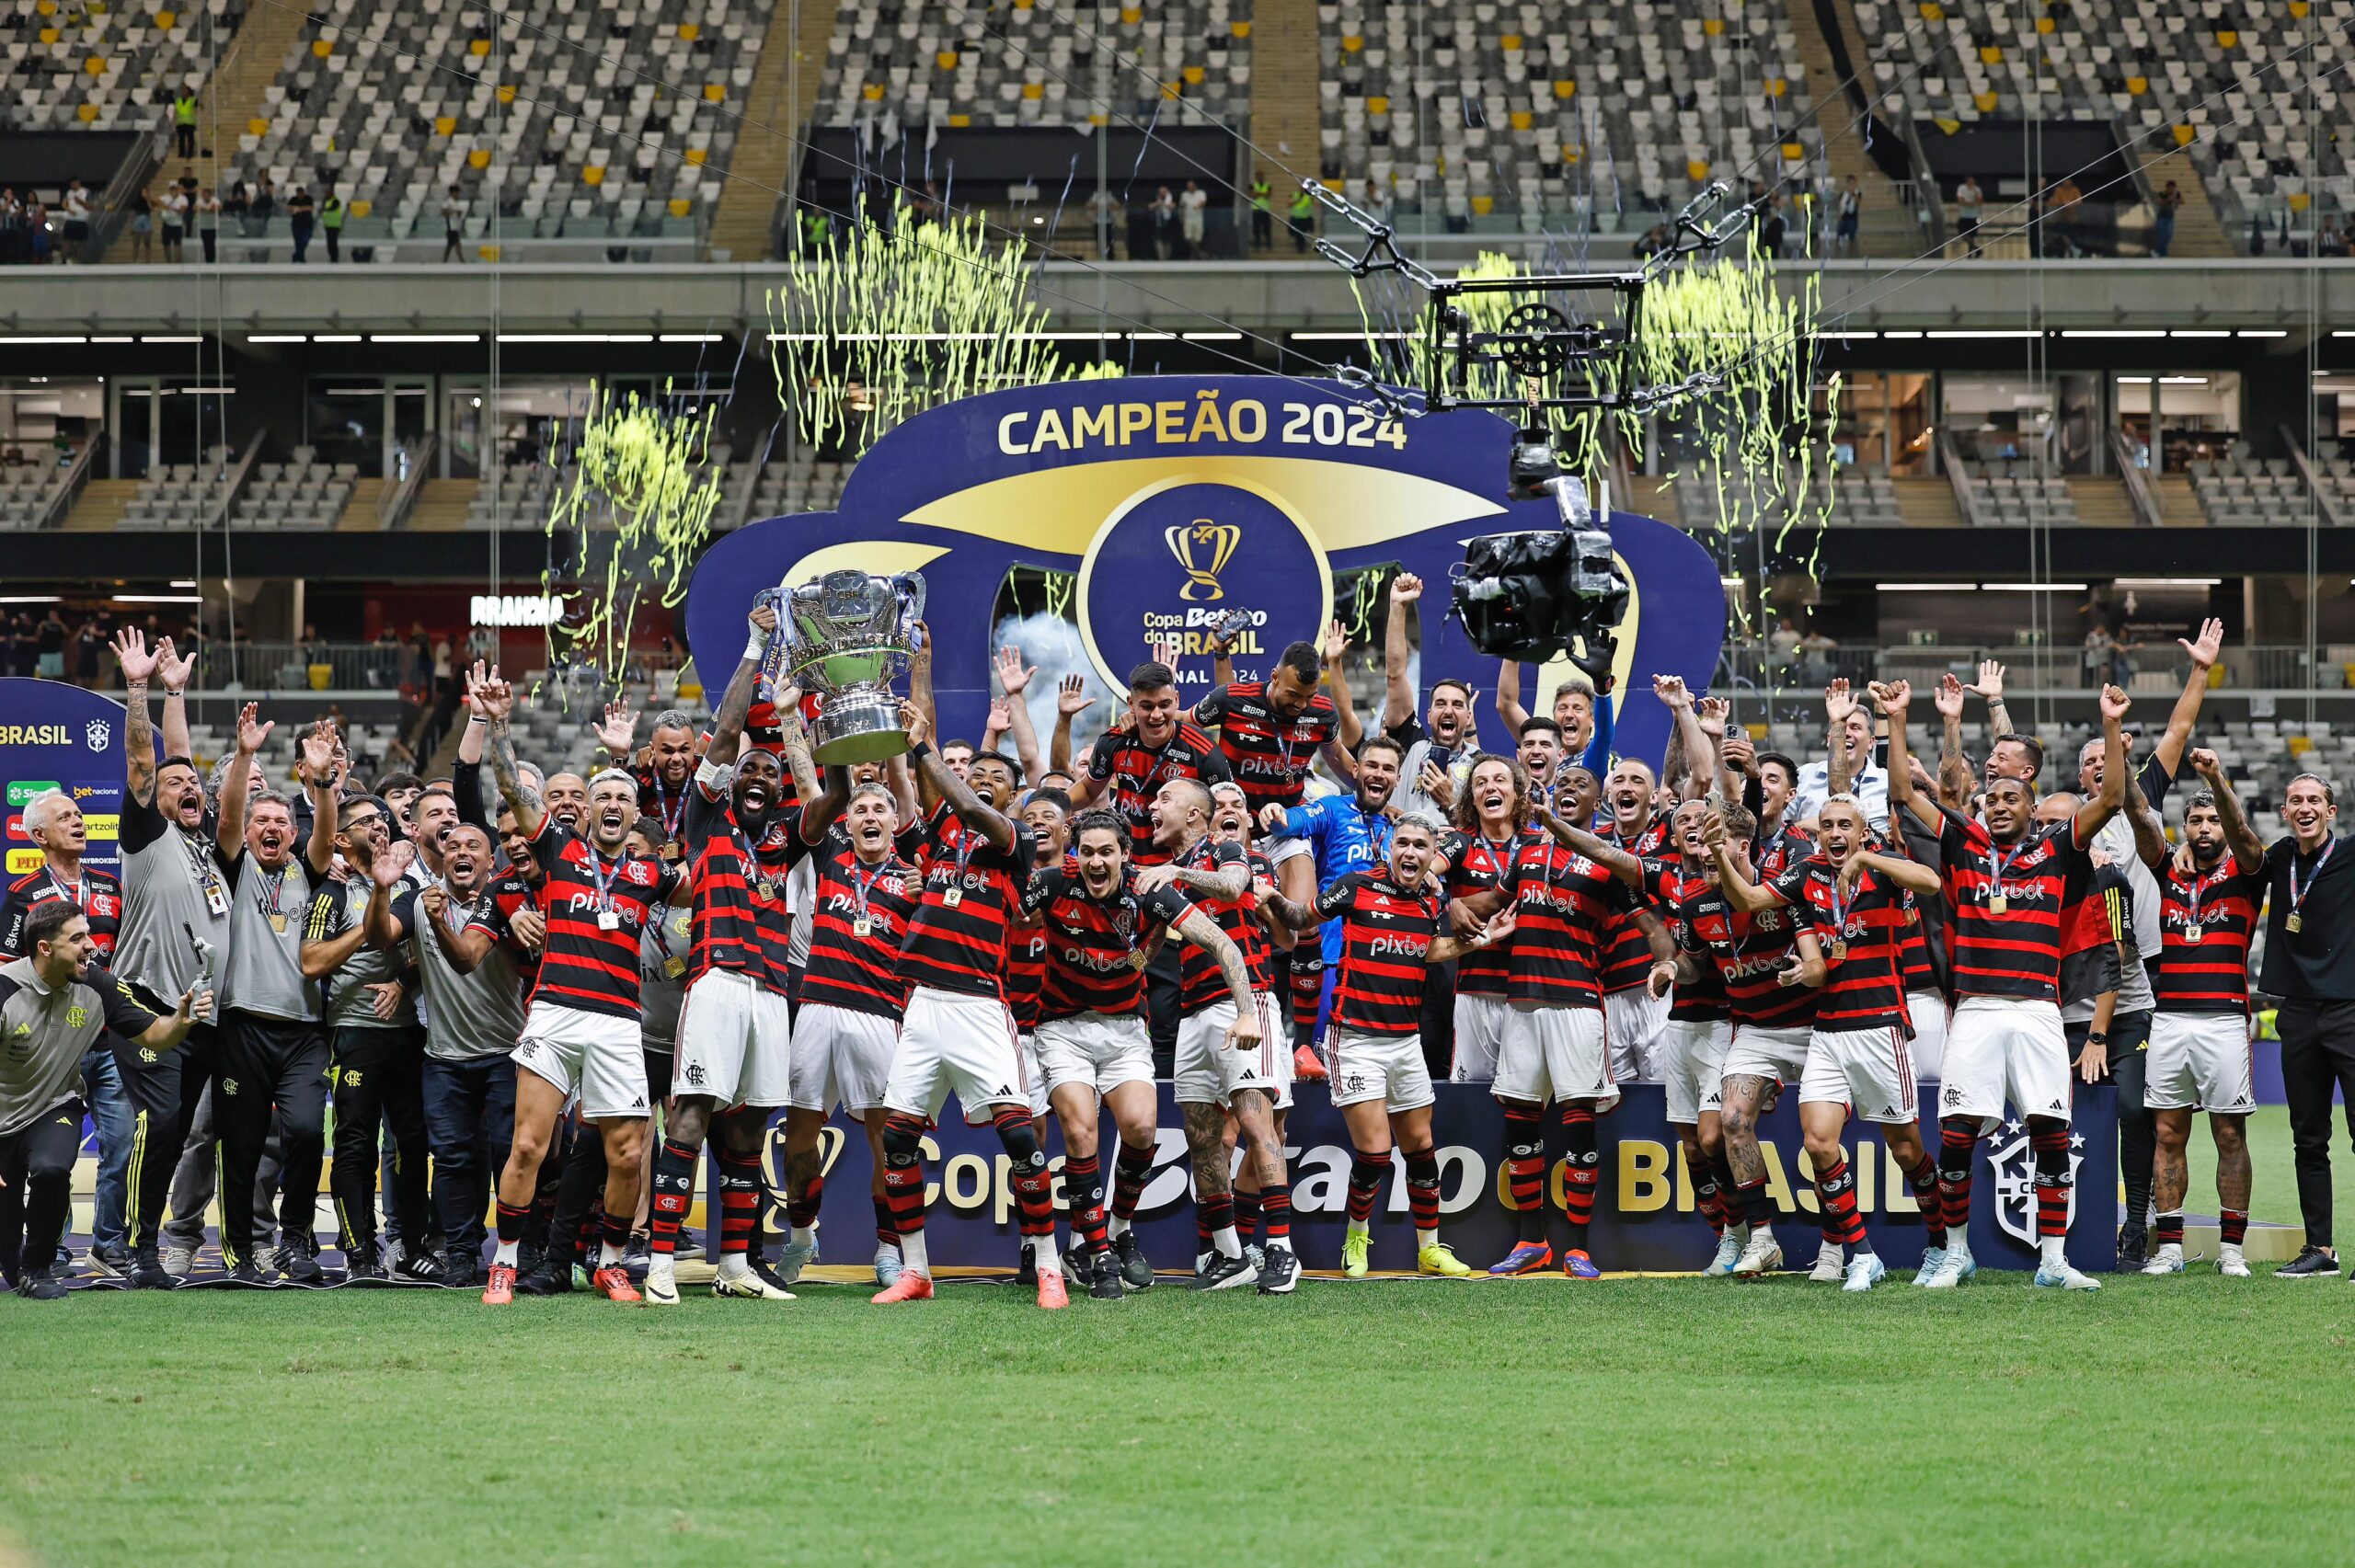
[215,702,271,865]
[2126,768,2173,875]
[2071,684,2131,844]
[591,698,638,772]
[902,700,1015,853]
[1381,573,1421,734]
[115,628,163,807]
[299,724,341,876]
[1050,674,1089,776]
[2188,746,2265,873]
[1870,680,1941,834]
[156,636,195,765]
[1824,679,1859,799]
[474,672,545,841]
[1495,658,1531,738]
[1703,809,1782,913]
[800,764,855,846]
[909,618,938,739]
[1655,674,1712,800]
[1967,658,2013,739]
[1322,618,1365,753]
[1533,804,1645,887]
[994,647,1045,783]
[2150,617,2224,778]
[703,601,779,769]
[1933,673,1976,807]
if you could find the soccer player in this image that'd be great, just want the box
[1882,676,2130,1292]
[1516,716,1566,796]
[0,904,213,1299]
[1033,806,1260,1293]
[1273,813,1513,1277]
[1792,682,1890,831]
[1444,753,1532,1086]
[2129,750,2265,1276]
[1713,794,1942,1290]
[645,606,817,1307]
[212,709,341,1284]
[1262,731,1403,1070]
[1637,799,1740,1274]
[777,774,920,1287]
[300,793,440,1282]
[872,707,1067,1309]
[1004,787,1064,1286]
[1378,573,1476,818]
[477,674,685,1306]
[594,701,704,843]
[1496,660,1612,773]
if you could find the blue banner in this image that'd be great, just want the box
[752,1082,2120,1276]
[686,377,1729,767]
[0,677,141,883]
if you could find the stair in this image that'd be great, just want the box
[2066,476,2139,529]
[1786,0,1922,258]
[1893,477,1959,526]
[63,479,141,530]
[109,2,308,262]
[2153,475,2203,526]
[1247,0,1320,254]
[407,478,477,532]
[335,479,390,532]
[704,2,836,262]
[2134,148,2234,258]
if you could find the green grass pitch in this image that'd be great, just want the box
[4,1105,2353,1568]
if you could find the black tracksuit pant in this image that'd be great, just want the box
[110,1013,217,1251]
[214,1011,330,1267]
[2276,1000,2355,1251]
[0,1098,85,1285]
[329,1025,431,1259]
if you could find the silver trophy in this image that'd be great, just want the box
[774,568,927,764]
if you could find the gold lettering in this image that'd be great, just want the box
[1031,407,1070,452]
[1074,404,1118,447]
[1187,393,1229,442]
[1883,1147,1917,1212]
[995,410,1029,455]
[1619,1139,1672,1212]
[1760,1140,1801,1209]
[941,1151,988,1210]
[1155,400,1187,442]
[1227,398,1267,441]
[1118,403,1153,444]
[993,1152,1016,1226]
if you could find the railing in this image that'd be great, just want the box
[2108,425,2165,525]
[84,124,168,262]
[203,641,422,693]
[1936,430,1986,527]
[1900,120,1947,251]
[2277,423,2347,530]
[1716,643,2342,697]
[37,438,100,531]
[379,433,438,529]
[208,436,263,529]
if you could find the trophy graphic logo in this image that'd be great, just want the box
[1166,519,1241,602]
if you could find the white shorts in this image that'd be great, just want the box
[1603,985,1668,1083]
[1907,990,1948,1082]
[1940,996,2072,1130]
[1034,1012,1156,1098]
[673,968,793,1109]
[1497,1001,1617,1112]
[1721,1023,1810,1087]
[513,1001,651,1121]
[787,1002,898,1115]
[1259,832,1313,867]
[2146,1012,2257,1114]
[1174,993,1288,1106]
[883,986,1032,1123]
[1450,991,1510,1082]
[1328,1027,1435,1112]
[1660,1016,1731,1125]
[1801,1024,1920,1125]
[1016,1031,1049,1120]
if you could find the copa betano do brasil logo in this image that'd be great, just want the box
[685,376,1728,761]
[0,679,139,877]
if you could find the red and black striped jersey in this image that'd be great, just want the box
[1498,834,1626,1008]
[1176,837,1273,1014]
[1597,816,1673,991]
[0,864,123,962]
[1638,856,1726,1023]
[1752,822,1815,882]
[2154,856,2265,1014]
[1005,915,1049,1031]
[1194,681,1338,816]
[1934,806,2089,1003]
[633,765,698,843]
[799,831,921,1019]
[1085,722,1231,864]
[1896,897,1937,993]
[489,872,544,987]
[681,788,796,994]
[525,821,680,1018]
[1442,828,1525,998]
[1315,869,1442,1036]
[896,810,1036,999]
[1022,867,1192,1020]
[1770,856,1913,1033]
[1676,886,1817,1029]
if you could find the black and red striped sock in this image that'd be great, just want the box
[577,1205,603,1260]
[1404,1148,1442,1237]
[1560,1106,1598,1250]
[496,1200,529,1243]
[786,1167,823,1233]
[1908,1154,1947,1248]
[648,1139,696,1257]
[1064,1152,1108,1254]
[1234,1188,1261,1245]
[2154,1210,2186,1245]
[1685,1143,1726,1237]
[2221,1207,2248,1246]
[2028,1119,2070,1239]
[1198,1189,1235,1242]
[1289,953,1324,1047]
[1738,1175,1775,1229]
[1346,1152,1388,1225]
[1938,1118,1978,1238]
[992,1106,1057,1241]
[1814,1155,1868,1250]
[879,1112,930,1245]
[597,1207,632,1265]
[1711,1151,1740,1224]
[1502,1104,1547,1242]
[872,1194,898,1247]
[1111,1141,1154,1224]
[1260,1181,1292,1243]
[1195,1208,1213,1256]
[716,1150,762,1257]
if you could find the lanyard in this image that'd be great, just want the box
[736,817,773,887]
[948,824,978,890]
[652,775,685,839]
[258,865,290,918]
[1987,836,2032,899]
[2290,838,2335,918]
[582,842,622,910]
[45,867,85,910]
[845,860,888,923]
[1825,864,1854,933]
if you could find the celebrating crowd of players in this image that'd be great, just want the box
[5,583,2349,1307]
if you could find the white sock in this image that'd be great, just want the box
[791,1224,816,1247]
[715,1253,749,1278]
[1416,1227,1438,1249]
[899,1230,929,1275]
[494,1239,518,1265]
[600,1241,624,1266]
[649,1252,674,1274]
[1346,1219,1370,1241]
[1106,1214,1131,1241]
[1032,1232,1060,1271]
[2039,1235,2066,1269]
[1213,1225,1241,1260]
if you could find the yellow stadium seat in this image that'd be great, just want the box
[582,165,605,186]
[704,84,725,101]
[350,200,372,217]
[1509,109,1532,131]
[36,0,55,15]
[1086,111,1106,126]
[1979,45,2003,63]
[2291,0,2311,16]
[1120,6,1140,21]
[477,245,501,263]
[469,39,490,57]
[2173,123,2194,146]
[467,148,490,169]
[1782,141,1804,160]
[1022,81,1043,99]
[677,22,698,40]
[1934,117,1961,134]
[1368,95,1390,113]
[1552,80,1575,98]
[39,27,60,43]
[1560,143,1581,164]
[1917,1,1941,17]
[669,198,692,217]
[2290,733,2315,755]
[2217,29,2237,47]
[949,113,973,128]
[1687,159,1709,181]
[84,55,106,74]
[1342,34,1362,52]
[1974,91,1997,110]
[2291,191,2312,212]
[936,51,957,69]
[1182,64,1203,85]
[76,101,98,121]
[1015,0,1032,8]
[497,84,515,104]
[312,37,332,57]
[1161,80,1181,99]
[1470,194,1494,215]
[1501,34,1522,50]
[155,9,176,26]
[2036,15,2054,32]
[434,115,456,134]
[1767,77,1787,97]
[1321,177,1344,191]
[1230,19,1249,37]
[2126,75,2146,95]
[684,146,707,166]
[1703,17,1723,35]
[247,116,267,134]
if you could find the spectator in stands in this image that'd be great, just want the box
[287,187,316,263]
[1150,185,1177,258]
[1833,176,1860,256]
[1954,175,1983,254]
[1632,223,1671,258]
[442,186,467,263]
[2317,215,2349,259]
[321,187,344,263]
[126,188,153,261]
[173,89,199,158]
[911,181,941,223]
[26,200,50,266]
[1288,183,1316,253]
[1362,177,1391,228]
[252,177,277,231]
[32,608,67,681]
[0,191,23,267]
[223,179,249,233]
[158,185,187,264]
[1086,186,1120,258]
[2151,181,2181,258]
[73,619,104,690]
[1178,179,1208,258]
[1249,171,1273,249]
[60,180,89,263]
[2050,177,2084,257]
[1758,190,1786,260]
[176,166,199,203]
[196,188,220,264]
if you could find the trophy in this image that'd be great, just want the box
[772,568,927,764]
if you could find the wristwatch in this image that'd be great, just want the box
[2085,1031,2110,1046]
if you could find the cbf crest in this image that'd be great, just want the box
[1987,1119,2084,1246]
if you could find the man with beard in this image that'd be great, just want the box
[1496,662,1612,774]
[1445,753,1534,1089]
[1792,681,1890,832]
[1033,806,1261,1294]
[595,702,704,845]
[1263,735,1405,1062]
[775,777,921,1288]
[300,793,440,1282]
[2128,750,2265,1277]
[1000,788,1067,1287]
[2259,771,2355,1277]
[645,603,818,1307]
[873,707,1067,1308]
[477,674,686,1306]
[1882,677,2129,1292]
[213,709,342,1284]
[1637,799,1743,1275]
[1379,574,1476,819]
[369,821,531,1287]
[1596,750,1675,1085]
[1711,795,1944,1290]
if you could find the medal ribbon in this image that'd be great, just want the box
[2289,838,2335,921]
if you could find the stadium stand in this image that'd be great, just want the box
[229,452,356,530]
[1,0,236,132]
[2189,450,2326,527]
[744,452,849,522]
[0,464,68,530]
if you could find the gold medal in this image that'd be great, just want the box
[1988,894,2008,915]
[2287,912,2303,933]
[269,912,287,933]
[662,956,686,979]
[852,918,874,939]
[942,887,962,909]
[754,879,775,902]
[1828,939,1847,962]
[2184,925,2201,944]
[1127,950,1149,971]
